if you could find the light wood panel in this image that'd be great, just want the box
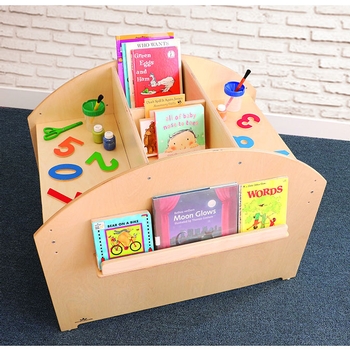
[28,56,326,332]
[34,148,325,331]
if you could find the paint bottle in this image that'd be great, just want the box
[92,124,104,144]
[103,131,116,151]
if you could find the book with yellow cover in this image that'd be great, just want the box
[144,93,185,119]
[238,176,288,233]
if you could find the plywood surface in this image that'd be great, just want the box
[29,56,326,332]
[36,114,131,222]
[34,148,326,331]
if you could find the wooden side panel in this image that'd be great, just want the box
[29,56,326,332]
[182,58,237,149]
[182,54,256,101]
[34,149,326,331]
[28,61,116,162]
[110,67,148,169]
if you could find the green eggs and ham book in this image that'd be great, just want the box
[130,38,182,107]
[152,183,239,250]
[153,103,205,159]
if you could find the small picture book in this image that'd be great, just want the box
[144,93,185,119]
[152,182,239,250]
[153,103,205,159]
[238,176,289,233]
[139,118,157,157]
[91,210,154,270]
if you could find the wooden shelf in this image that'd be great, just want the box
[28,55,326,331]
[35,114,131,222]
[100,225,289,277]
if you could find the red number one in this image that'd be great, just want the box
[47,188,82,204]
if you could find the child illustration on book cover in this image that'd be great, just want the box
[165,129,199,153]
[154,104,205,159]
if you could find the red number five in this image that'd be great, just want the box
[54,136,84,157]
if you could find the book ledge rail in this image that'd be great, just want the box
[100,224,289,276]
[28,55,326,331]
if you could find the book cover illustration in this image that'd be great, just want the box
[115,32,174,95]
[130,38,182,108]
[152,183,239,250]
[238,176,289,233]
[91,210,154,270]
[139,118,157,157]
[122,37,179,107]
[144,93,185,119]
[153,103,205,159]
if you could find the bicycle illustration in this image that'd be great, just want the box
[109,228,142,256]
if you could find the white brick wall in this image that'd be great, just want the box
[1,5,350,134]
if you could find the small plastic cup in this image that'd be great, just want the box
[224,81,245,112]
[82,99,105,132]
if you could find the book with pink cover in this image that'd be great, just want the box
[115,32,174,95]
[130,38,182,108]
[152,183,239,250]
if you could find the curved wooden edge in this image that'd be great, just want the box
[182,54,256,101]
[33,148,326,331]
[100,225,289,277]
[27,61,117,162]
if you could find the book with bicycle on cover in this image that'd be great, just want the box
[91,210,154,270]
[152,182,239,250]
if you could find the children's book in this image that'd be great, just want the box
[122,37,180,107]
[238,176,289,233]
[129,38,182,108]
[144,93,185,119]
[115,32,174,96]
[152,183,239,250]
[139,118,157,157]
[153,103,205,159]
[91,210,154,270]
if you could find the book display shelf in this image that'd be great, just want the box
[28,55,326,331]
